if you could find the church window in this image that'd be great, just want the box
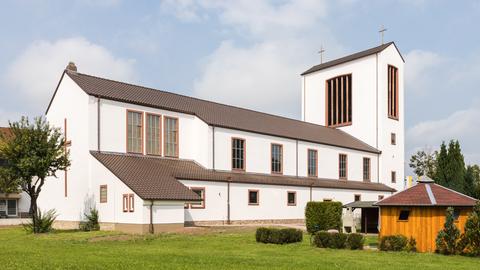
[248,190,259,205]
[164,116,179,157]
[391,133,396,145]
[287,191,296,206]
[190,187,205,209]
[388,65,399,119]
[146,113,161,155]
[326,74,352,127]
[307,149,318,177]
[363,157,370,181]
[127,110,143,154]
[271,144,283,174]
[100,185,107,203]
[232,138,245,170]
[339,154,348,179]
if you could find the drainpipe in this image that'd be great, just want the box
[376,54,380,183]
[296,140,298,177]
[149,201,154,234]
[212,126,215,170]
[227,177,231,225]
[97,97,101,151]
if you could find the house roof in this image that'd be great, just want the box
[301,42,404,76]
[53,71,380,154]
[343,201,378,209]
[375,180,477,207]
[0,127,12,141]
[91,151,395,201]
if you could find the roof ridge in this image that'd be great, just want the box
[425,184,437,205]
[68,71,329,128]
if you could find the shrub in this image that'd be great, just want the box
[463,202,480,256]
[313,231,348,249]
[79,208,100,232]
[23,209,57,233]
[436,207,461,255]
[379,235,408,251]
[346,233,365,250]
[406,237,417,252]
[305,201,342,234]
[255,227,303,244]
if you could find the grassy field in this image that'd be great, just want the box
[1,226,478,270]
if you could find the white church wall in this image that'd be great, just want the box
[98,99,211,168]
[145,201,185,225]
[40,74,92,222]
[377,45,405,191]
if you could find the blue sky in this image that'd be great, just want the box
[1,0,480,168]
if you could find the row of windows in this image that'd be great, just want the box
[325,66,400,128]
[99,185,135,212]
[126,110,179,157]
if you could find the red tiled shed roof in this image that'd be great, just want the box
[375,180,477,207]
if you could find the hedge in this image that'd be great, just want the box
[379,235,408,251]
[305,201,343,234]
[313,231,348,249]
[256,227,303,244]
[346,233,365,250]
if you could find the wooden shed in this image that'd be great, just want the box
[375,178,477,252]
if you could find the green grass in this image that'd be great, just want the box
[1,226,478,269]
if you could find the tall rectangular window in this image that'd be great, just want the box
[326,74,352,127]
[391,133,396,145]
[339,154,347,179]
[146,113,161,155]
[363,157,371,182]
[307,149,318,177]
[388,65,399,119]
[164,116,179,157]
[391,171,397,183]
[100,185,107,203]
[127,110,143,153]
[232,138,245,170]
[271,144,283,174]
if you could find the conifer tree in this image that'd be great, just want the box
[435,142,448,186]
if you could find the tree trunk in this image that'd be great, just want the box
[31,194,38,233]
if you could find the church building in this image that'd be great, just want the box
[39,42,405,233]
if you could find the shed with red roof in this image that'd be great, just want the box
[375,178,477,252]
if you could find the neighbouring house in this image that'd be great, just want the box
[38,42,404,233]
[375,178,477,252]
[0,127,31,219]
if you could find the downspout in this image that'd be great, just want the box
[97,97,101,151]
[212,126,215,170]
[227,178,231,224]
[376,54,380,183]
[149,201,154,234]
[303,76,306,121]
[296,140,298,177]
[309,184,313,202]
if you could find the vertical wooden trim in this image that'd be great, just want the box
[325,80,329,126]
[395,67,399,119]
[271,143,283,174]
[340,76,344,123]
[335,77,339,125]
[346,75,349,123]
[325,74,352,127]
[287,191,297,206]
[248,189,260,205]
[388,65,399,120]
[231,137,246,171]
[145,113,162,156]
[190,187,206,209]
[164,116,179,158]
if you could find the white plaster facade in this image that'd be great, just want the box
[38,43,404,232]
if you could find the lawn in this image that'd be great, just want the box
[1,226,478,270]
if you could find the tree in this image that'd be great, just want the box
[409,148,437,178]
[464,165,480,199]
[435,142,448,186]
[435,140,466,193]
[464,202,480,256]
[436,207,461,255]
[0,132,20,194]
[0,117,70,233]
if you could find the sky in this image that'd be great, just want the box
[1,0,480,171]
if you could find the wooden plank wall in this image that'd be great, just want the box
[379,206,471,252]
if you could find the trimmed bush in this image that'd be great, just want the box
[346,233,365,250]
[406,237,417,252]
[436,207,461,255]
[379,235,408,251]
[463,202,480,256]
[305,201,342,234]
[313,231,348,249]
[255,227,303,244]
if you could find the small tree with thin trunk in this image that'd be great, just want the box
[0,117,70,233]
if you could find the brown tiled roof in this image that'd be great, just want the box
[375,180,477,207]
[0,127,12,141]
[301,42,404,76]
[91,151,395,201]
[54,71,380,154]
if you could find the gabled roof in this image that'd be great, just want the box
[91,151,395,201]
[375,180,477,207]
[301,42,404,76]
[50,70,380,154]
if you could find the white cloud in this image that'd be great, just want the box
[2,37,136,115]
[404,49,447,96]
[406,102,480,165]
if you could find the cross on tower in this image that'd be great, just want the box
[63,118,72,197]
[318,45,326,64]
[379,25,387,45]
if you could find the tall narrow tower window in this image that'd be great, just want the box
[326,74,352,127]
[388,65,399,119]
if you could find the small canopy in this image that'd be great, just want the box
[343,201,378,210]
